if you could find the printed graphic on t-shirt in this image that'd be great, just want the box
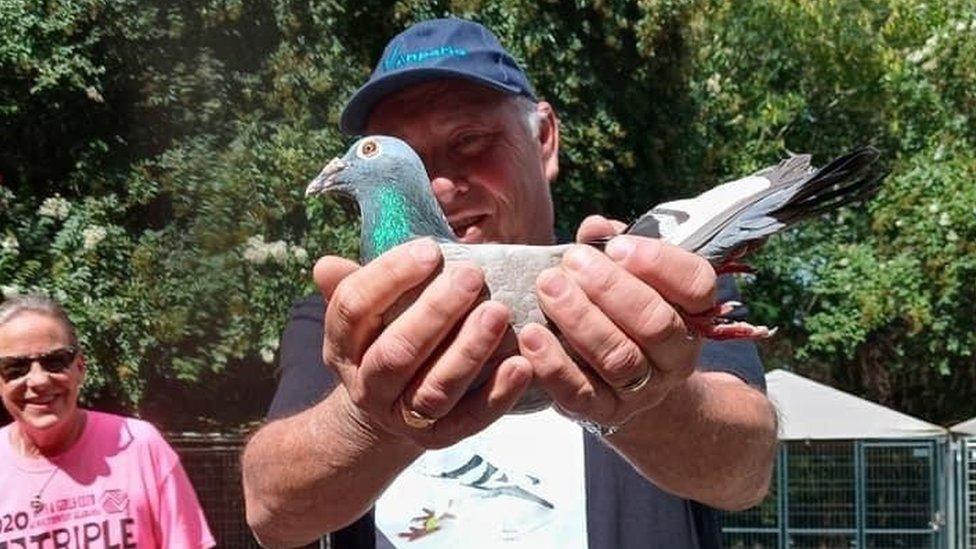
[1,488,138,548]
[376,408,587,548]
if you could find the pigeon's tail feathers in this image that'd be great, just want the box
[774,146,884,225]
[695,146,883,264]
[755,153,815,187]
[584,147,883,263]
[622,155,818,245]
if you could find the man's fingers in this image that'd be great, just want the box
[517,324,616,420]
[430,355,532,446]
[604,236,717,315]
[558,245,700,384]
[577,214,627,243]
[357,263,486,407]
[324,238,443,379]
[313,256,361,301]
[400,300,511,420]
[533,267,655,394]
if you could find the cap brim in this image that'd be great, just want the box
[339,67,533,135]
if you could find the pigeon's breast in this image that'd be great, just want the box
[440,242,572,414]
[439,242,572,331]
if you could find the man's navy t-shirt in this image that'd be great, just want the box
[267,275,765,548]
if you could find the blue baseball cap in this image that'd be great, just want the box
[339,17,538,135]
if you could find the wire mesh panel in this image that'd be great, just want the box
[722,445,780,547]
[170,433,324,549]
[966,440,976,549]
[786,441,857,532]
[864,533,935,548]
[723,530,779,548]
[786,532,855,547]
[862,442,936,548]
[706,438,947,549]
[725,455,779,529]
[171,434,262,548]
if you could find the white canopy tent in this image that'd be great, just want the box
[765,369,947,440]
[950,417,976,437]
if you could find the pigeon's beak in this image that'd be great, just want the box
[305,158,347,197]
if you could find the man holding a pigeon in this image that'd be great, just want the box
[244,17,780,549]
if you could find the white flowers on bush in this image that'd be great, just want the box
[243,235,269,264]
[259,336,280,363]
[268,241,288,264]
[38,195,71,220]
[243,235,309,265]
[1,234,19,256]
[82,225,107,250]
[705,73,722,95]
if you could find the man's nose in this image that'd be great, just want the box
[429,176,469,205]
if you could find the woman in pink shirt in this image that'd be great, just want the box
[0,294,215,548]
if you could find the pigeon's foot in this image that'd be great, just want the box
[683,301,778,341]
[714,261,755,275]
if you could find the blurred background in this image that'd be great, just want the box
[1,1,974,545]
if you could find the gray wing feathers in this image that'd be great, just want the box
[626,211,662,239]
[625,155,813,242]
[755,153,814,184]
[695,146,882,263]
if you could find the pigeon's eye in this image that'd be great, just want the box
[358,140,380,159]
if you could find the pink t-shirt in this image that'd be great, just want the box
[0,411,215,548]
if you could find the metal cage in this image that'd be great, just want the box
[169,433,262,548]
[168,432,326,549]
[961,439,975,549]
[724,439,946,548]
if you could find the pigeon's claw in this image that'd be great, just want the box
[696,322,778,341]
[715,261,755,275]
[682,300,778,341]
[711,244,760,275]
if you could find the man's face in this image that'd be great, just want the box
[366,80,558,245]
[0,312,84,433]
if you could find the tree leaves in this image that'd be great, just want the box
[1,0,974,426]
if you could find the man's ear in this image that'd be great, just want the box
[536,101,560,184]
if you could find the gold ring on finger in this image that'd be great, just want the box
[400,400,437,429]
[616,366,652,395]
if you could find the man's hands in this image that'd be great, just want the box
[314,216,719,441]
[518,215,717,430]
[314,238,531,450]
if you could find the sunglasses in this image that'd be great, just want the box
[0,346,78,382]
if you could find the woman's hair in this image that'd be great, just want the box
[0,293,79,346]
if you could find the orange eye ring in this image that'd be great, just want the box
[360,140,379,157]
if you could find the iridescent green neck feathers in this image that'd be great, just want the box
[359,185,455,262]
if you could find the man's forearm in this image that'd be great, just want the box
[608,370,777,511]
[242,387,422,547]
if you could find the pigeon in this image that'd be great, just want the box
[306,135,882,412]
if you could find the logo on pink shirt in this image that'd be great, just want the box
[100,490,129,514]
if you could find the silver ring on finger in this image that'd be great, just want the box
[400,399,437,429]
[615,365,652,395]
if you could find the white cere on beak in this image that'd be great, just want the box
[305,157,347,196]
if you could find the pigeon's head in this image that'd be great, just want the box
[305,135,430,201]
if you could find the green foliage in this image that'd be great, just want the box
[685,0,976,419]
[1,0,974,425]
